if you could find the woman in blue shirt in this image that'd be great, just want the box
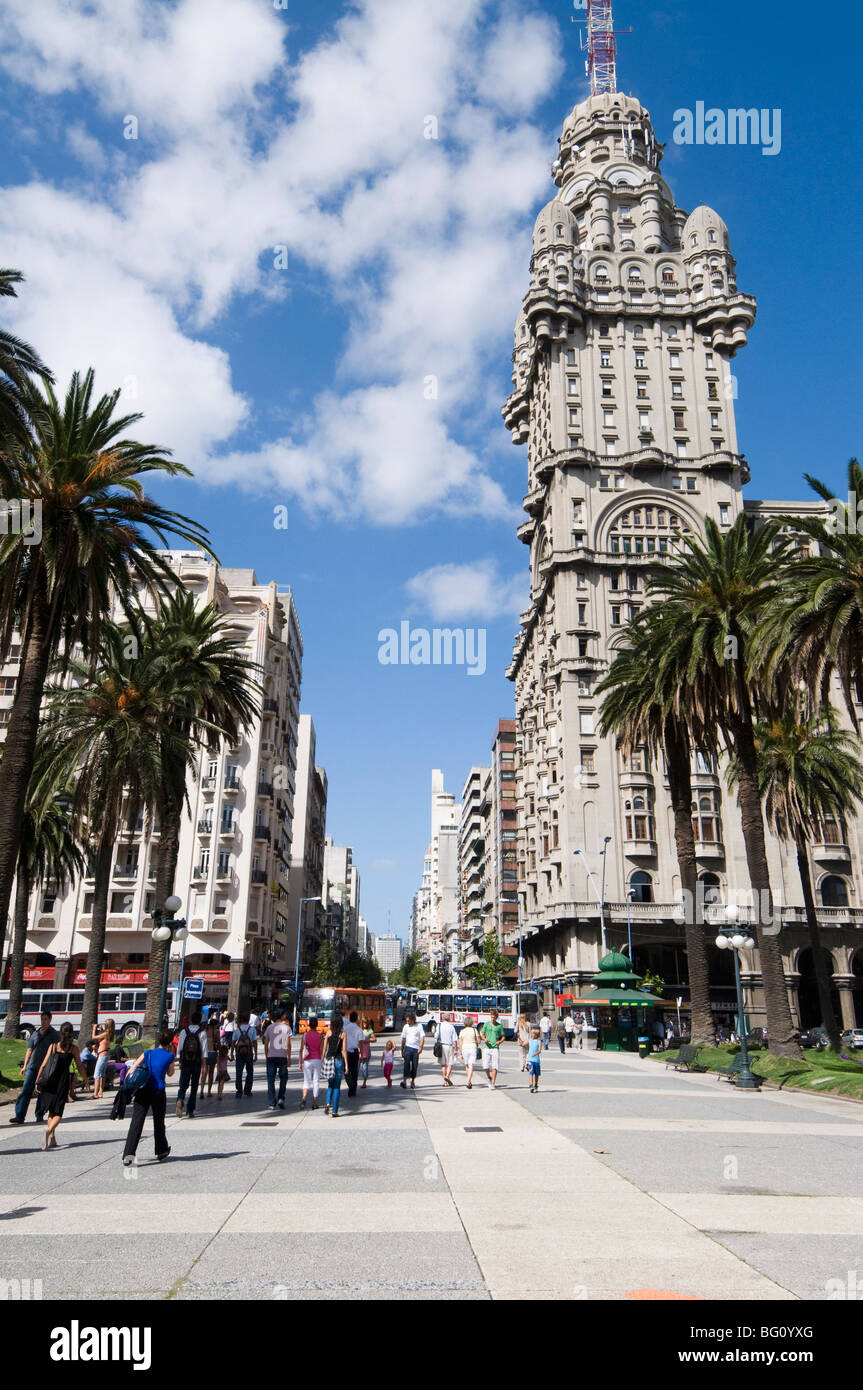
[122,1031,176,1166]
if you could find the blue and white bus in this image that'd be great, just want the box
[415,989,541,1039]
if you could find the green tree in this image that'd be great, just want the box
[597,604,715,1045]
[310,938,339,986]
[41,623,195,1040]
[428,964,451,990]
[0,368,210,968]
[466,934,511,988]
[0,268,52,446]
[2,749,85,1038]
[138,591,260,1033]
[644,516,801,1057]
[730,706,863,1051]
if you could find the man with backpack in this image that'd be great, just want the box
[176,1012,205,1117]
[232,1012,258,1098]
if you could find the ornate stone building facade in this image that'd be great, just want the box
[504,90,863,1030]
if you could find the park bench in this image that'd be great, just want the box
[666,1044,707,1073]
[715,1053,762,1086]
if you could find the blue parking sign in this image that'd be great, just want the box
[183,978,204,999]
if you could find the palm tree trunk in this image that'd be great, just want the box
[732,720,801,1059]
[78,829,115,1042]
[795,837,841,1051]
[2,868,31,1038]
[665,717,714,1047]
[0,574,51,966]
[142,792,182,1036]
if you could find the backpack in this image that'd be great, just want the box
[181,1028,203,1065]
[235,1026,253,1060]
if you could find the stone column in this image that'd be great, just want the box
[53,956,70,989]
[834,977,858,1031]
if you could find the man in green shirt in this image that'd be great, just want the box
[481,1010,505,1090]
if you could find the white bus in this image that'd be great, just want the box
[415,989,541,1039]
[0,985,179,1041]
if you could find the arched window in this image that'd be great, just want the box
[692,792,720,843]
[633,322,644,337]
[821,875,849,908]
[630,870,653,903]
[699,871,721,905]
[628,266,642,281]
[555,224,564,238]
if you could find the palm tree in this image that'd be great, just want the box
[597,606,715,1046]
[0,369,211,968]
[138,591,260,1034]
[0,268,52,446]
[2,748,86,1038]
[757,460,863,720]
[643,516,802,1058]
[40,624,195,1041]
[731,707,863,1051]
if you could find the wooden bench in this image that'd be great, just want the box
[666,1044,707,1073]
[715,1052,762,1086]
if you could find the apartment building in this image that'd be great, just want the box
[323,837,360,957]
[285,713,328,973]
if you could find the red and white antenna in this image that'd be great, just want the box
[580,0,631,97]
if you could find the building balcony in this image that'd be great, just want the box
[257,781,273,799]
[113,864,139,881]
[263,698,279,716]
[33,916,57,932]
[623,839,657,858]
[254,825,271,842]
[223,776,240,794]
[202,775,217,793]
[191,864,209,882]
[251,868,268,886]
[219,821,238,838]
[215,866,237,885]
[208,917,230,932]
[811,842,851,866]
[197,819,213,835]
[695,840,725,861]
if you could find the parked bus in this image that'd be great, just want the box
[415,989,541,1039]
[295,986,386,1033]
[0,985,180,1041]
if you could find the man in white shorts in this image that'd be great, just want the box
[480,1009,505,1090]
[435,1017,458,1087]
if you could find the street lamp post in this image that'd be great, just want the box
[574,836,612,955]
[293,896,321,1031]
[715,903,759,1091]
[625,890,635,966]
[150,895,187,1033]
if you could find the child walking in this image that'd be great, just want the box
[382,1039,396,1087]
[527,1027,542,1093]
[216,1044,229,1101]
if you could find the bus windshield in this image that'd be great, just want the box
[302,988,336,1021]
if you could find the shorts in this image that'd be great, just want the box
[94,1054,108,1080]
[206,1052,217,1065]
[481,1047,500,1072]
[439,1044,454,1067]
[461,1047,477,1068]
[527,1059,541,1076]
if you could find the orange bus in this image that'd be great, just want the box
[295,986,386,1034]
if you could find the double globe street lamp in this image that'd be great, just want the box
[151,895,188,1032]
[715,903,759,1090]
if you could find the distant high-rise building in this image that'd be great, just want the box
[412,771,460,969]
[374,933,404,976]
[286,714,328,972]
[323,837,360,957]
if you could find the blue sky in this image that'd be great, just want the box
[1,0,861,943]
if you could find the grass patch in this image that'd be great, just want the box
[655,1043,863,1099]
[0,1039,27,1092]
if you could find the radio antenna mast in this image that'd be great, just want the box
[580,0,632,97]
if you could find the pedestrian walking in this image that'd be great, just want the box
[9,1010,57,1125]
[514,1013,531,1071]
[359,1017,376,1088]
[34,1023,90,1148]
[300,1017,323,1109]
[175,1011,204,1117]
[381,1038,396,1087]
[540,1013,551,1050]
[565,1014,574,1049]
[200,1013,221,1099]
[322,1014,348,1117]
[399,1011,425,1089]
[344,1011,363,1097]
[458,1019,479,1089]
[216,1044,229,1100]
[220,1011,235,1046]
[121,1030,176,1166]
[232,1013,257,1097]
[263,1009,292,1110]
[653,1018,666,1052]
[481,1010,505,1090]
[556,1016,567,1055]
[574,1013,585,1050]
[435,1016,458,1086]
[527,1027,542,1093]
[91,1018,116,1100]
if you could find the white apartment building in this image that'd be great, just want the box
[374,933,404,976]
[413,771,461,970]
[323,837,360,955]
[503,80,863,1030]
[285,713,328,973]
[1,552,302,1015]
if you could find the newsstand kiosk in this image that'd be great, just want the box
[568,951,659,1053]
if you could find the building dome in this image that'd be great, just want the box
[598,950,633,974]
[561,91,648,142]
[682,205,730,254]
[532,197,578,252]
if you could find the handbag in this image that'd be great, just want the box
[322,1057,335,1081]
[121,1052,152,1097]
[36,1047,62,1093]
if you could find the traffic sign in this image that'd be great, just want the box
[183,978,204,998]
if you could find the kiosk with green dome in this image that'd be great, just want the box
[569,951,660,1053]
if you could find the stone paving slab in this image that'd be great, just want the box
[653,1193,863,1235]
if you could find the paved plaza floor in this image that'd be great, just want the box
[2,1043,862,1300]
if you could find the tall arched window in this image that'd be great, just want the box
[630,870,653,903]
[821,875,849,908]
[699,871,721,905]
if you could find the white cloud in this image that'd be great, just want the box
[404,559,528,622]
[0,0,562,524]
